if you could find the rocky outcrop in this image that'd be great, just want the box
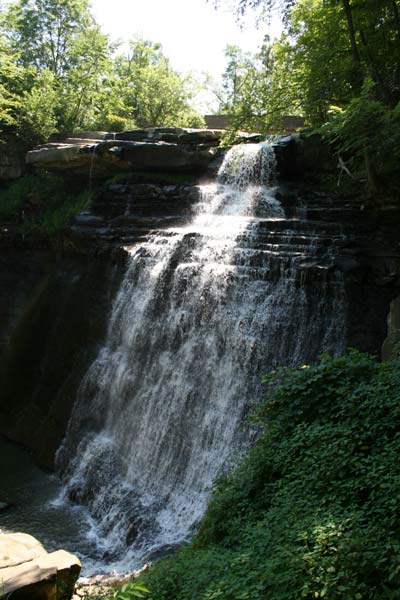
[272,133,338,181]
[68,176,201,250]
[0,532,80,599]
[26,128,224,178]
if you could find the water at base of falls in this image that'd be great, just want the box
[53,143,346,574]
[0,437,103,573]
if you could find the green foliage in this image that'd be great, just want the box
[217,39,288,134]
[215,0,400,202]
[2,0,94,76]
[0,4,204,143]
[111,581,150,600]
[111,37,205,129]
[0,36,24,131]
[0,172,90,235]
[17,70,58,143]
[0,0,114,142]
[320,82,400,203]
[141,351,400,599]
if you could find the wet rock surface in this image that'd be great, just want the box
[1,132,400,468]
[68,176,201,249]
[0,250,126,467]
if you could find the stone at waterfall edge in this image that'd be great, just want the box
[0,532,81,600]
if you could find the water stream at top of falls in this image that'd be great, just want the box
[55,143,347,574]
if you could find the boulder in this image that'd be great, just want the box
[0,532,46,568]
[0,533,80,600]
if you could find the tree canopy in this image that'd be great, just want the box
[0,0,204,143]
[216,0,400,203]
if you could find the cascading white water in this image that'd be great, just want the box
[56,143,346,573]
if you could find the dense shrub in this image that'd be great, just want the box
[320,82,400,205]
[139,351,400,600]
[0,172,90,235]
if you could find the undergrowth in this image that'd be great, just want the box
[125,351,400,600]
[0,172,90,236]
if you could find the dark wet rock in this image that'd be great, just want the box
[332,257,361,272]
[0,500,13,512]
[73,213,105,227]
[382,295,400,360]
[273,133,337,180]
[0,249,127,467]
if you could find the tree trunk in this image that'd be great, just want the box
[341,0,363,91]
[364,149,384,207]
[359,29,393,105]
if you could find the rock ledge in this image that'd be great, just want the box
[26,128,224,178]
[0,532,80,600]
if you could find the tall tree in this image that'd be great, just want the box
[216,0,400,203]
[112,38,204,128]
[0,36,23,131]
[216,39,290,132]
[0,0,115,140]
[2,0,93,77]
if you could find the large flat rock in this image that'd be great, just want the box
[0,532,46,568]
[115,127,223,144]
[0,533,81,600]
[25,128,222,178]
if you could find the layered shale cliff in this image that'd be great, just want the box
[0,128,399,477]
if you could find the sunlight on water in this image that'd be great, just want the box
[53,142,346,575]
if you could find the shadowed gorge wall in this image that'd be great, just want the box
[0,132,399,475]
[0,250,125,466]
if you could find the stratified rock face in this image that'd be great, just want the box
[115,127,223,145]
[2,132,399,475]
[25,128,224,178]
[0,249,126,468]
[0,532,80,600]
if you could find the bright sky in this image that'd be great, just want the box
[90,0,282,81]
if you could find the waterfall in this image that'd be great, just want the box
[56,143,346,572]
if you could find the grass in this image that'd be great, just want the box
[0,172,91,236]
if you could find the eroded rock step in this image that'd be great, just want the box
[0,532,80,600]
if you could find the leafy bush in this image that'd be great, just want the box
[140,351,400,600]
[320,81,400,205]
[111,581,150,600]
[0,172,90,235]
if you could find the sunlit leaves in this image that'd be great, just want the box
[142,352,400,599]
[112,581,151,600]
[111,37,204,128]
